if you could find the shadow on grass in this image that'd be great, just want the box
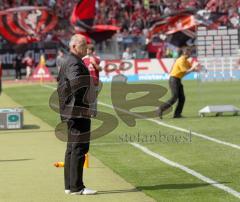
[0,129,54,135]
[0,125,40,132]
[136,182,229,190]
[0,158,34,162]
[95,183,222,195]
[23,124,40,130]
[97,188,139,195]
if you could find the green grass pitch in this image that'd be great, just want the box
[3,80,240,202]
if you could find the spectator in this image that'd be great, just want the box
[22,54,34,80]
[122,47,133,60]
[56,49,65,72]
[172,48,180,58]
[13,54,23,80]
[0,0,239,59]
[156,42,166,58]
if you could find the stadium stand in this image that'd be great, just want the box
[0,0,239,59]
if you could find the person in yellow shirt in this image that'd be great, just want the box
[157,47,200,118]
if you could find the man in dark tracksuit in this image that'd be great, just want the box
[57,34,97,195]
[158,47,200,118]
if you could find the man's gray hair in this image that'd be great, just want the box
[69,34,85,48]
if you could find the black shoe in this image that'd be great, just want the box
[173,114,184,118]
[156,107,163,119]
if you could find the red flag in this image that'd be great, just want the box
[70,0,96,29]
[0,6,58,44]
[150,15,198,36]
[70,0,120,43]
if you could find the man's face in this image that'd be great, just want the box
[74,39,87,58]
[183,49,191,58]
[58,51,63,56]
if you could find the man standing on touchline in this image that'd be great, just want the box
[57,34,97,195]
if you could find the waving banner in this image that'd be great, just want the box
[70,0,120,43]
[150,15,197,36]
[150,9,228,37]
[71,0,95,30]
[0,6,58,44]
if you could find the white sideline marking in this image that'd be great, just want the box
[43,84,57,90]
[99,102,240,150]
[43,84,240,150]
[131,142,240,199]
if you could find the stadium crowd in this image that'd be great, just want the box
[94,0,239,58]
[0,0,239,58]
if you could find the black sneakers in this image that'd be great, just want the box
[173,114,184,118]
